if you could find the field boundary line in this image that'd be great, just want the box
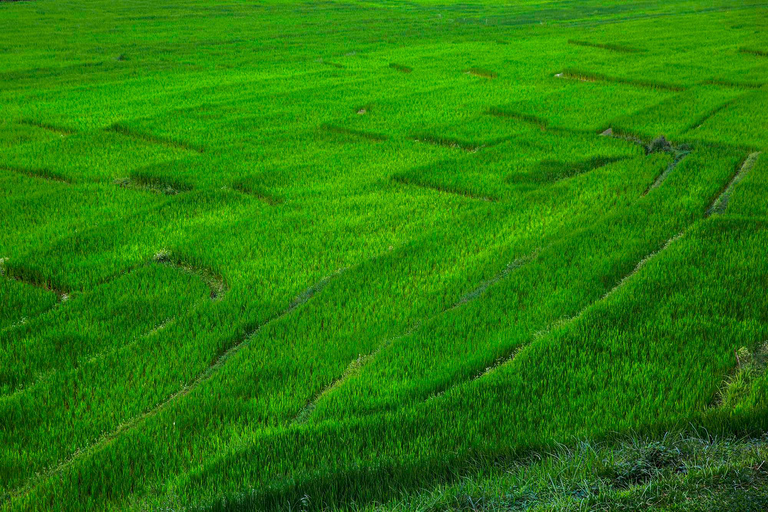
[465,68,497,79]
[228,184,283,205]
[681,92,752,134]
[643,151,691,194]
[461,230,688,388]
[321,123,388,142]
[291,251,540,424]
[0,253,226,403]
[389,63,412,73]
[3,270,344,505]
[0,164,71,183]
[705,152,762,217]
[0,258,71,338]
[567,39,643,53]
[391,175,498,202]
[739,48,768,57]
[107,123,205,153]
[18,118,76,136]
[699,79,766,90]
[555,69,686,92]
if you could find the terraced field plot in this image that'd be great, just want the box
[2,0,768,510]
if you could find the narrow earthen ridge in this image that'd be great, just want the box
[389,63,412,73]
[19,118,76,136]
[487,108,549,130]
[464,230,687,389]
[229,183,283,206]
[321,123,388,142]
[410,135,484,152]
[0,165,70,183]
[706,152,762,217]
[599,127,645,147]
[5,270,344,503]
[644,151,691,194]
[683,97,741,133]
[153,251,229,300]
[699,79,765,89]
[107,123,205,153]
[465,68,497,79]
[391,175,497,202]
[0,258,69,337]
[292,250,540,424]
[0,258,69,300]
[739,48,768,57]
[449,253,537,310]
[556,69,686,92]
[567,40,643,53]
[114,176,193,196]
[709,343,768,409]
[320,60,345,69]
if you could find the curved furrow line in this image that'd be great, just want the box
[107,123,205,154]
[391,174,498,202]
[292,251,540,424]
[426,230,688,402]
[0,165,70,183]
[0,317,175,406]
[5,269,344,504]
[706,152,762,217]
[0,257,70,333]
[643,151,691,194]
[18,118,76,136]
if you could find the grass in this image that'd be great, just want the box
[1,0,768,510]
[342,432,768,512]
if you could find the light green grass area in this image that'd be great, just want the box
[1,0,767,510]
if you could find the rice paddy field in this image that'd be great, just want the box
[1,0,768,510]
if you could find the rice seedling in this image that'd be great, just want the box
[1,0,767,510]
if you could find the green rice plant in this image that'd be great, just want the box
[1,0,767,510]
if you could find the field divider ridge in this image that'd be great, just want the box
[107,123,205,154]
[3,268,346,504]
[705,152,762,217]
[291,251,541,424]
[431,229,689,398]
